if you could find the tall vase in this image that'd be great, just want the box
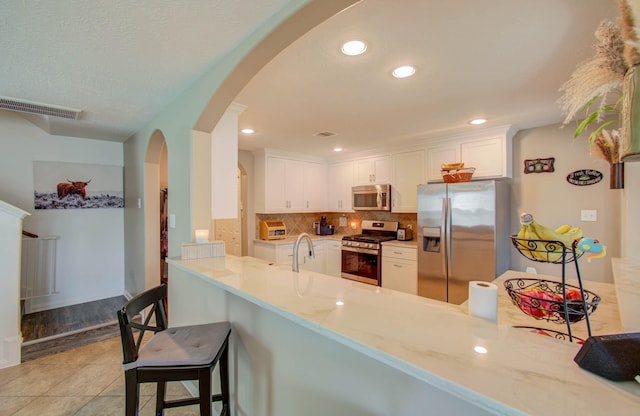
[610,162,624,189]
[622,65,640,161]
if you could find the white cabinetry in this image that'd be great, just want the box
[328,161,354,211]
[381,245,417,295]
[255,151,327,213]
[354,156,391,185]
[325,239,342,277]
[303,161,328,212]
[460,137,506,179]
[391,150,425,212]
[426,143,459,182]
[425,127,514,182]
[253,239,326,273]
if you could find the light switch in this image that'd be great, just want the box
[581,209,597,222]
[169,214,176,228]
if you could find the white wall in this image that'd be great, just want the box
[0,111,124,311]
[511,124,621,283]
[239,150,255,256]
[0,201,29,368]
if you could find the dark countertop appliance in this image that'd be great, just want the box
[341,220,399,286]
[314,216,334,235]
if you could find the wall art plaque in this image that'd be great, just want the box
[523,157,555,174]
[566,169,603,186]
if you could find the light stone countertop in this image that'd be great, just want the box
[611,257,640,332]
[254,234,344,245]
[381,239,417,248]
[169,255,640,415]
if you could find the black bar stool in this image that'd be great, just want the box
[117,284,230,415]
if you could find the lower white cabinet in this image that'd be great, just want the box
[381,245,417,295]
[325,240,342,277]
[253,239,332,274]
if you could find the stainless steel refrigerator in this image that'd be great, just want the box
[417,180,510,304]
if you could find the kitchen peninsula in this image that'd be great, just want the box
[168,255,640,415]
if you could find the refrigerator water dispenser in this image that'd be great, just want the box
[422,227,441,252]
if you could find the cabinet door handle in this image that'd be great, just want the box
[393,264,403,268]
[393,251,402,255]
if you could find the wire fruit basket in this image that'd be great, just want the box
[504,278,600,324]
[511,237,583,264]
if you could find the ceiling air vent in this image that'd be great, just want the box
[0,96,81,120]
[314,131,337,137]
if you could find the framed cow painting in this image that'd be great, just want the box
[33,161,124,209]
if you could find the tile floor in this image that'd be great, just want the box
[0,335,207,416]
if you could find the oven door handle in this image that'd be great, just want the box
[341,246,379,256]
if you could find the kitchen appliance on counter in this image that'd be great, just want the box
[341,220,399,286]
[397,227,413,241]
[352,184,391,211]
[314,216,335,235]
[417,180,509,304]
[259,219,287,240]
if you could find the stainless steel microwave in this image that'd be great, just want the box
[352,184,391,211]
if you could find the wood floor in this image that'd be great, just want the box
[20,295,127,362]
[21,295,127,342]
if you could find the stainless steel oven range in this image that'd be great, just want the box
[341,220,399,286]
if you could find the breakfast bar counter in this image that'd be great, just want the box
[168,255,640,415]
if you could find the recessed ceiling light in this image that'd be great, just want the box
[333,147,343,152]
[336,300,345,306]
[469,118,487,125]
[241,128,255,134]
[392,65,415,78]
[341,40,367,56]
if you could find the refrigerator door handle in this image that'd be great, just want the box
[441,198,448,278]
[446,197,452,267]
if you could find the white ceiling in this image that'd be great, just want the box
[1,1,619,158]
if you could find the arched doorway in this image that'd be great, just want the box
[144,130,168,291]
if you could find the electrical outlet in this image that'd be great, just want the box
[339,216,347,227]
[407,224,413,229]
[581,209,597,222]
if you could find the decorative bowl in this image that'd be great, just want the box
[504,278,600,324]
[441,167,475,183]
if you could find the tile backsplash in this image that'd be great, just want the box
[256,211,417,237]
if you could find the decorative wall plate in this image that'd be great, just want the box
[566,169,603,186]
[524,157,555,174]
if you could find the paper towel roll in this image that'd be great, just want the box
[468,281,498,321]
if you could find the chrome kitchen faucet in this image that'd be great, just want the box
[292,233,315,272]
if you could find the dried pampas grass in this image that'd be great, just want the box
[619,0,640,66]
[590,129,621,164]
[559,21,627,125]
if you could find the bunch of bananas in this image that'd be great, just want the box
[516,213,583,262]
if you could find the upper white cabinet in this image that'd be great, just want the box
[426,143,459,182]
[303,161,328,212]
[327,161,354,212]
[460,137,506,179]
[425,126,514,182]
[255,151,327,213]
[391,150,425,212]
[354,156,391,185]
